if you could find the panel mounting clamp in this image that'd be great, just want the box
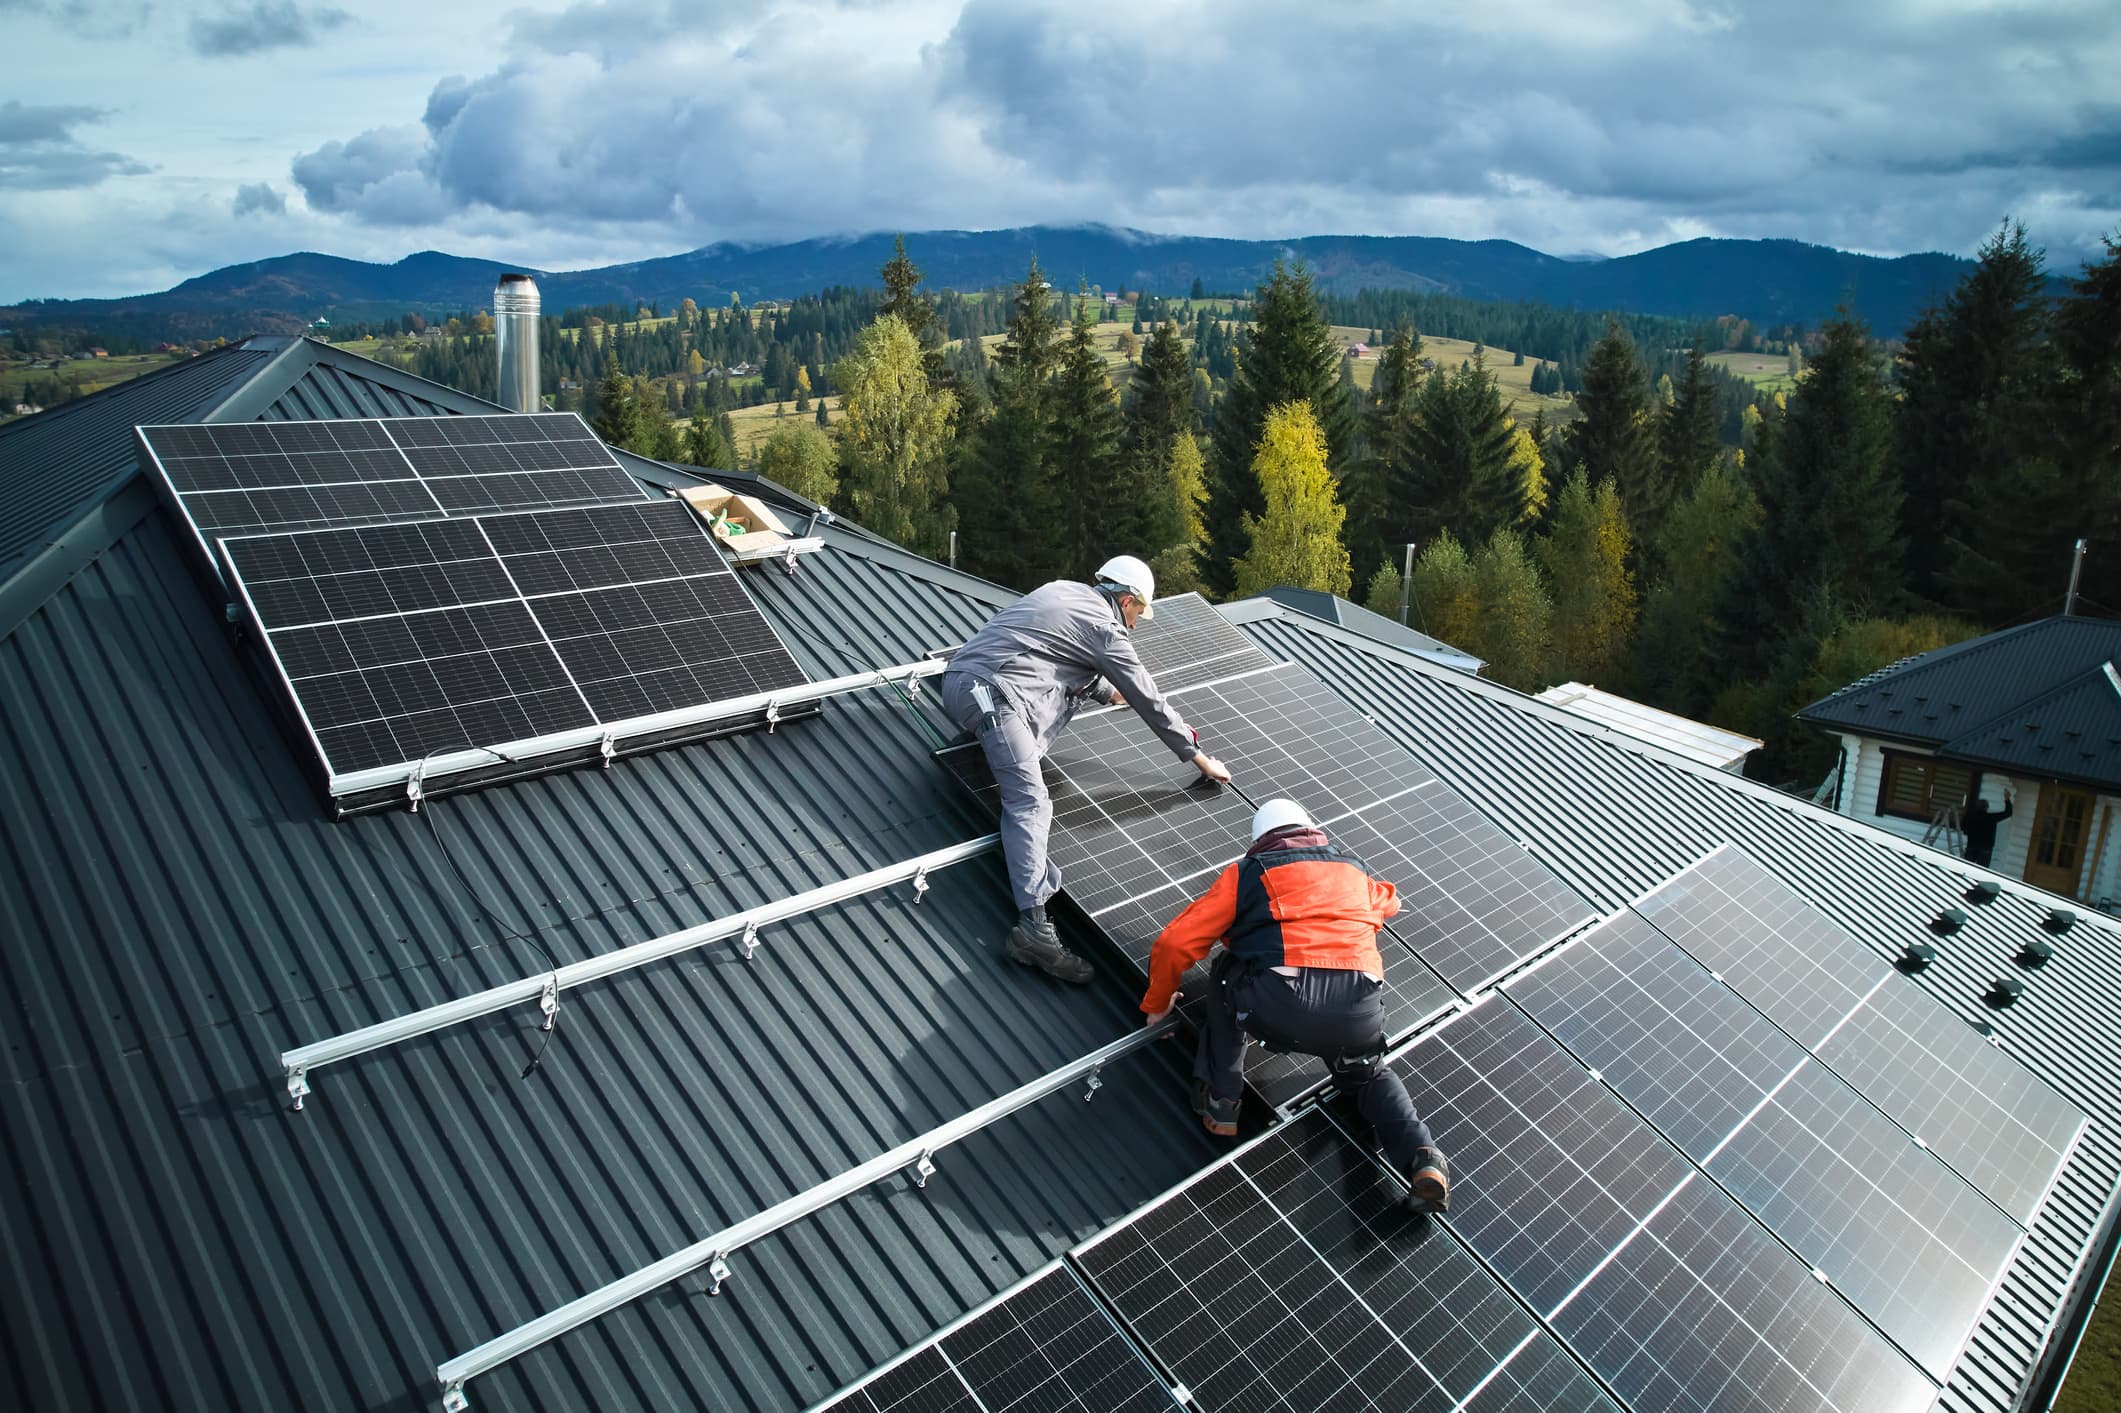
[599,731,618,768]
[538,975,559,1031]
[910,866,930,904]
[406,760,428,812]
[764,699,782,733]
[739,922,760,959]
[705,1252,733,1296]
[1082,1065,1103,1101]
[911,1150,936,1188]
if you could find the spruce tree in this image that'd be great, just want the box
[1205,260,1353,594]
[1564,323,1664,542]
[1659,345,1723,510]
[1350,325,1423,576]
[1715,312,1900,685]
[1399,356,1518,551]
[1124,320,1200,559]
[1537,470,1637,686]
[1631,461,1760,716]
[2052,238,2121,614]
[1050,298,1130,578]
[1893,220,2055,616]
[590,352,643,451]
[956,259,1062,587]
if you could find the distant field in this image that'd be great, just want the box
[1329,326,1577,424]
[1,352,175,413]
[1707,349,1799,394]
[721,397,844,457]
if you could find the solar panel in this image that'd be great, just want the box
[1327,785,1594,994]
[1393,999,1935,1412]
[1508,912,2023,1380]
[1639,847,2086,1225]
[814,1267,1177,1413]
[1072,1111,1621,1412]
[1126,591,1274,692]
[222,499,812,800]
[140,414,648,552]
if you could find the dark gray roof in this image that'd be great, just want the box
[1226,596,2121,1413]
[5,339,2120,1413]
[1255,583,1482,669]
[1799,615,2121,790]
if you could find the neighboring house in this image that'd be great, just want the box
[1538,680,1761,772]
[1799,615,2121,905]
[0,338,2118,1412]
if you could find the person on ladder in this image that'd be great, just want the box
[941,555,1232,983]
[1142,798,1451,1213]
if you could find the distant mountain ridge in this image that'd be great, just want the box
[5,225,1975,337]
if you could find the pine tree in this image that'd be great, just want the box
[1537,470,1637,685]
[2052,238,2121,615]
[1715,312,1900,685]
[1233,402,1351,597]
[590,351,644,451]
[1631,460,1761,715]
[1050,298,1130,578]
[1659,345,1722,507]
[1893,221,2056,616]
[834,314,957,557]
[1349,325,1423,574]
[1564,323,1664,542]
[1206,261,1353,593]
[1400,356,1519,551]
[684,410,734,471]
[957,259,1062,587]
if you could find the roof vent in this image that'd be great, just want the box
[2044,907,2077,934]
[494,273,541,413]
[1898,942,1938,973]
[1964,880,2002,904]
[1985,977,2026,1007]
[1931,907,1969,935]
[2017,938,2054,968]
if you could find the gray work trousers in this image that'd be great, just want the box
[941,672,1060,912]
[1199,952,1436,1171]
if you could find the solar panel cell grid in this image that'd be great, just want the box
[1125,592,1274,693]
[936,1270,1175,1413]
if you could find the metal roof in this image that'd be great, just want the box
[1799,614,2121,790]
[1255,583,1483,670]
[1537,680,1762,770]
[1228,596,2121,1413]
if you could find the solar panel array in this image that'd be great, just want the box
[1637,847,2085,1226]
[140,414,648,544]
[1124,591,1274,692]
[1506,911,2022,1379]
[814,1266,1177,1413]
[140,413,815,805]
[1393,1000,1936,1413]
[1072,1112,1623,1413]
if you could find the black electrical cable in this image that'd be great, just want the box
[416,783,564,1081]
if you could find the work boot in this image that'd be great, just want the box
[1192,1081,1240,1137]
[1006,908,1094,984]
[1403,1147,1450,1213]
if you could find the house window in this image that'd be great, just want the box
[1877,751,1976,822]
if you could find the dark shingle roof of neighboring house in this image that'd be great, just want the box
[1254,583,1482,670]
[1798,614,2121,791]
[3,342,2120,1413]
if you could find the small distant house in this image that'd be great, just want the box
[12,403,43,416]
[1349,343,1370,358]
[309,318,331,330]
[88,349,108,359]
[1104,293,1120,307]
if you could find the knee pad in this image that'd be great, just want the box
[1329,1049,1383,1085]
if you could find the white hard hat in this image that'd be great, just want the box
[1094,554,1156,620]
[1251,798,1315,842]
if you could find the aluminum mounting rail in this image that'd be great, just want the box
[434,1016,1176,1411]
[280,834,999,1108]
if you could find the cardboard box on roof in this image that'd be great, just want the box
[677,483,796,554]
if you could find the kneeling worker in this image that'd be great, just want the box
[1142,798,1450,1211]
[941,554,1232,984]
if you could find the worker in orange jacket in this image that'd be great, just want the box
[1143,797,1450,1211]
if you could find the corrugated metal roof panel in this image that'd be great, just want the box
[1238,605,2121,1413]
[0,512,1213,1412]
[0,342,273,570]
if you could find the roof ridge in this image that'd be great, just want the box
[0,339,263,445]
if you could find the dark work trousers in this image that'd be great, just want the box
[1197,951,1436,1170]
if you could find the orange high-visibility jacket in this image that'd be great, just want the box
[1142,833,1399,1014]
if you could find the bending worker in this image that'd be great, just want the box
[942,555,1231,984]
[1143,798,1450,1212]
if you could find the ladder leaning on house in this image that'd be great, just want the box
[1924,802,1965,855]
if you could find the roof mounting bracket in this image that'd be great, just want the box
[285,1064,309,1112]
[1082,1065,1103,1101]
[406,761,428,813]
[599,731,618,768]
[910,866,931,904]
[780,542,801,575]
[538,976,559,1032]
[911,1150,936,1188]
[739,922,760,960]
[441,1379,469,1413]
[705,1253,732,1296]
[764,699,782,733]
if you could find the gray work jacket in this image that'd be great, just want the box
[947,581,1197,757]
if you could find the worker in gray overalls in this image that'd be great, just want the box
[942,555,1233,982]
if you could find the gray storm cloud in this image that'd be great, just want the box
[190,1,352,58]
[279,0,2119,260]
[0,99,149,190]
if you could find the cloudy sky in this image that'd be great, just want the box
[5,0,2116,302]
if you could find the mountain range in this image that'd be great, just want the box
[5,225,1976,339]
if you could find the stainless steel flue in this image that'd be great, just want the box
[494,273,541,412]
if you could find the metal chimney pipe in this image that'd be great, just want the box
[494,273,541,413]
[2066,537,2087,615]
